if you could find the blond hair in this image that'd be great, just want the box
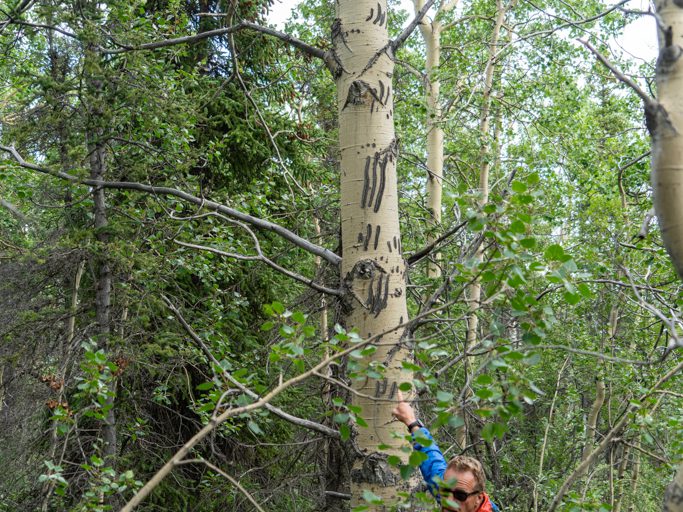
[446,456,486,491]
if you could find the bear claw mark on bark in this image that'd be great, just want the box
[364,271,390,317]
[332,18,352,53]
[359,224,381,251]
[657,26,683,75]
[359,140,396,212]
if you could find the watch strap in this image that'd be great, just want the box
[407,420,424,432]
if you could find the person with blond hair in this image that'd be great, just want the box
[393,396,500,512]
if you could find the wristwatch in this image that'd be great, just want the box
[406,420,424,432]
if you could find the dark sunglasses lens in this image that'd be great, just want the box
[452,490,469,501]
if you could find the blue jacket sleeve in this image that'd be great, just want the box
[412,427,447,497]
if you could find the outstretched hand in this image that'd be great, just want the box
[392,390,417,427]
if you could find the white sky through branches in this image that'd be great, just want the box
[267,0,658,62]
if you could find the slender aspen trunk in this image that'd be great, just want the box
[652,1,683,279]
[413,0,457,278]
[612,444,630,512]
[460,0,507,448]
[335,1,413,507]
[534,357,570,512]
[627,437,641,512]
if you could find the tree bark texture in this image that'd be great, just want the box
[85,37,117,466]
[335,1,413,507]
[664,462,683,512]
[652,0,683,278]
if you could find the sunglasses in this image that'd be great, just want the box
[442,488,482,502]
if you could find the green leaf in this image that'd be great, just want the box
[475,388,494,400]
[334,413,350,424]
[196,381,214,391]
[339,423,351,441]
[511,181,528,193]
[400,464,414,479]
[291,311,306,324]
[362,489,383,504]
[436,390,453,403]
[564,291,581,305]
[247,421,263,435]
[520,237,536,249]
[409,450,428,467]
[475,374,493,386]
[399,382,412,392]
[544,244,565,261]
[509,220,526,234]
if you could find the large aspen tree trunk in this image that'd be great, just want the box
[335,1,413,507]
[652,1,683,280]
[651,3,683,509]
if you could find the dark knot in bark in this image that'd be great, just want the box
[350,452,400,487]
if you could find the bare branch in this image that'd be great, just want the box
[407,220,468,266]
[175,239,343,296]
[0,197,30,225]
[162,295,340,439]
[100,20,335,72]
[578,38,655,107]
[392,0,438,52]
[0,145,341,266]
[179,459,266,512]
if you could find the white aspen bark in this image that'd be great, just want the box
[335,1,413,507]
[414,0,453,279]
[651,35,683,512]
[627,438,641,512]
[652,1,683,278]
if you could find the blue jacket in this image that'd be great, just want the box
[412,427,500,511]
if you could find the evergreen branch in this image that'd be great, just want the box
[0,145,342,266]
